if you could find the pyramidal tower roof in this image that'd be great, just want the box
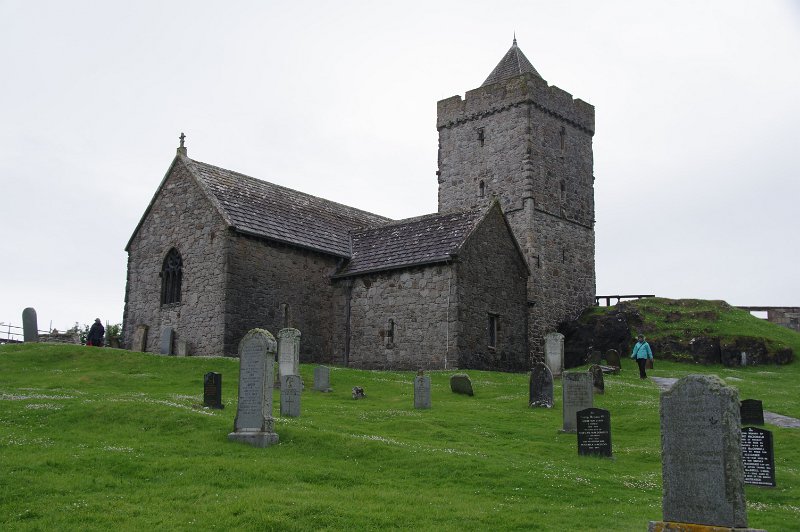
[481,37,541,87]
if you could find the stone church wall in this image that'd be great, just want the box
[453,207,529,371]
[224,234,342,361]
[123,158,229,356]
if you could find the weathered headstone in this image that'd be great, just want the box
[277,328,301,379]
[528,362,553,408]
[741,427,775,487]
[159,326,174,355]
[22,307,38,342]
[313,365,332,392]
[414,371,431,409]
[280,374,302,417]
[351,386,366,399]
[561,371,593,432]
[131,325,148,352]
[589,364,604,394]
[450,374,474,396]
[227,329,279,448]
[176,339,189,357]
[740,399,764,426]
[544,332,564,377]
[741,351,747,367]
[577,407,612,457]
[203,372,223,409]
[655,375,747,528]
[605,349,621,369]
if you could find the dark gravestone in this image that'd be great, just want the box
[605,349,621,369]
[587,350,602,364]
[160,326,174,355]
[450,374,474,396]
[22,307,38,342]
[657,375,747,528]
[741,427,775,487]
[351,386,366,399]
[203,372,223,409]
[529,362,554,408]
[561,371,593,432]
[280,374,302,417]
[414,372,431,409]
[228,329,279,448]
[577,407,612,457]
[589,364,604,394]
[740,399,764,426]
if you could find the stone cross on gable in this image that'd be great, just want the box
[179,132,186,148]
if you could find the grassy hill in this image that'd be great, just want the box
[1,343,799,531]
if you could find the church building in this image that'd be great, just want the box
[123,39,595,371]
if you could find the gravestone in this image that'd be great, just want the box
[605,349,621,369]
[450,374,474,396]
[313,365,332,392]
[280,374,302,417]
[203,372,223,409]
[544,332,564,377]
[131,325,148,352]
[741,427,775,487]
[741,352,747,367]
[528,362,554,408]
[414,371,431,409]
[587,350,602,364]
[740,399,764,425]
[656,375,747,528]
[227,329,279,448]
[561,371,593,433]
[577,408,612,457]
[22,307,38,342]
[160,326,174,355]
[277,328,301,379]
[176,339,189,357]
[351,386,366,399]
[589,364,604,394]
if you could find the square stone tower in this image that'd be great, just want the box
[436,39,596,360]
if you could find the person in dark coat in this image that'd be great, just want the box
[87,318,105,347]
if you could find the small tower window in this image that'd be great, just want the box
[479,180,486,198]
[386,318,395,347]
[488,314,498,349]
[559,126,566,151]
[476,127,485,147]
[562,249,567,263]
[160,248,183,305]
[560,181,566,202]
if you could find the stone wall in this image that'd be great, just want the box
[453,204,529,371]
[224,234,342,361]
[123,157,229,356]
[766,308,800,333]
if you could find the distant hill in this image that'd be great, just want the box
[559,298,799,368]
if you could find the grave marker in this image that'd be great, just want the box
[589,364,604,394]
[22,307,38,342]
[544,332,564,377]
[160,326,174,355]
[577,407,612,457]
[227,329,279,448]
[132,325,148,352]
[176,339,189,357]
[740,399,764,426]
[605,349,621,369]
[741,427,775,487]
[561,371,592,432]
[529,362,554,408]
[203,372,223,409]
[414,371,431,409]
[277,328,301,379]
[313,365,332,392]
[280,374,302,417]
[450,374,474,396]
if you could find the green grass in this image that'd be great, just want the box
[1,343,799,530]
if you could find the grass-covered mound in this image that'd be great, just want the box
[1,343,799,530]
[564,298,798,367]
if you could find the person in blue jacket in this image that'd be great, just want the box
[631,334,653,379]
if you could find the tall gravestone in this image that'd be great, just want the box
[414,371,431,409]
[654,375,747,529]
[313,365,332,392]
[577,408,612,457]
[740,399,764,426]
[131,325,148,352]
[203,372,223,409]
[176,339,189,357]
[22,307,38,342]
[160,326,174,355]
[280,374,302,417]
[544,332,564,377]
[277,328,301,379]
[561,371,592,433]
[529,362,554,408]
[228,329,279,448]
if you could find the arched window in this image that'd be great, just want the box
[160,248,183,305]
[479,180,486,198]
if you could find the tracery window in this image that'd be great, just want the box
[160,248,183,305]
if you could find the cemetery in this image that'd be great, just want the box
[1,339,799,530]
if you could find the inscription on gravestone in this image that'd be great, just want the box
[414,371,431,409]
[22,307,38,342]
[529,362,553,408]
[741,427,775,487]
[577,408,612,457]
[658,375,747,528]
[228,329,279,448]
[544,332,564,377]
[740,399,764,426]
[277,328,301,379]
[561,372,592,432]
[280,374,302,417]
[203,372,223,409]
[313,365,332,392]
[160,326,174,355]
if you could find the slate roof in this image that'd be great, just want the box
[481,38,541,87]
[185,158,391,257]
[334,209,485,277]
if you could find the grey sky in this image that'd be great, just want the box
[1,0,798,333]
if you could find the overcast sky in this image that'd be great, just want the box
[1,0,798,334]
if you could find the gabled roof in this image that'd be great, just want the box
[481,38,541,87]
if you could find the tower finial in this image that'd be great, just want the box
[177,132,187,157]
[513,32,517,45]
